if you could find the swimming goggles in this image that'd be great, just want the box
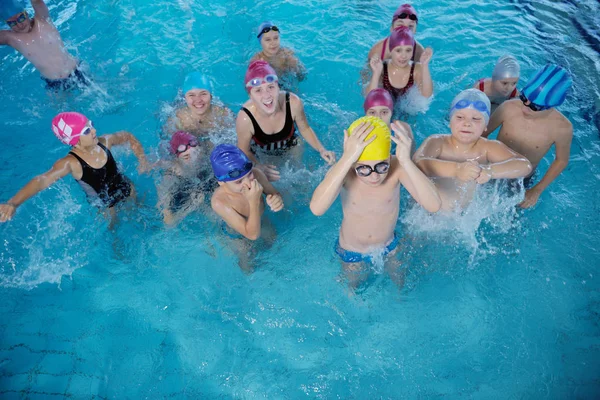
[451,99,490,117]
[216,162,253,181]
[394,13,418,22]
[6,11,27,27]
[257,25,279,39]
[519,93,550,112]
[245,74,278,88]
[355,161,390,177]
[176,139,198,155]
[79,120,94,136]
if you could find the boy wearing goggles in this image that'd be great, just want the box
[310,116,440,289]
[414,89,532,211]
[484,64,573,209]
[249,21,306,82]
[0,0,85,90]
[210,144,283,242]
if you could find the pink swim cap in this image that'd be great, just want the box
[389,26,415,50]
[244,60,277,92]
[393,4,418,22]
[51,112,89,146]
[169,131,196,154]
[364,89,394,113]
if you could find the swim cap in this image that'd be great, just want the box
[245,60,278,92]
[364,88,394,113]
[169,131,196,154]
[183,72,213,95]
[347,116,391,162]
[492,55,520,81]
[257,21,277,41]
[521,64,572,108]
[210,144,253,182]
[393,4,418,23]
[449,89,491,124]
[1,0,24,21]
[389,26,415,50]
[51,112,89,146]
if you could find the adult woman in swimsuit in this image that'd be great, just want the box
[236,61,335,181]
[366,26,433,101]
[0,112,149,225]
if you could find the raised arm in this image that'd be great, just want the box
[417,48,433,98]
[0,31,10,46]
[290,94,335,164]
[31,0,50,20]
[310,122,375,216]
[365,57,383,95]
[101,132,149,173]
[0,157,73,222]
[484,101,507,137]
[521,120,572,208]
[413,135,482,181]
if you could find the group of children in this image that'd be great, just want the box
[0,1,574,281]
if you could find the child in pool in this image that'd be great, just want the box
[473,55,520,113]
[165,72,233,138]
[413,89,532,211]
[0,112,149,225]
[310,116,440,289]
[0,0,88,90]
[157,131,217,225]
[249,21,306,81]
[367,26,433,101]
[364,88,415,152]
[210,144,283,241]
[485,64,573,208]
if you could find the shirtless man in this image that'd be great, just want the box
[249,21,305,81]
[473,55,520,114]
[485,64,573,208]
[310,116,440,288]
[166,71,233,139]
[0,0,85,90]
[414,89,532,211]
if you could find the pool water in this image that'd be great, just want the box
[1,0,600,398]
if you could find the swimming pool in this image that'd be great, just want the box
[1,0,599,397]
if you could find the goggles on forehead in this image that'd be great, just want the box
[257,25,279,39]
[216,162,253,181]
[245,74,278,88]
[79,120,94,136]
[451,99,490,117]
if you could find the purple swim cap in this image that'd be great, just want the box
[210,144,253,182]
[389,26,415,50]
[169,131,196,154]
[364,89,394,113]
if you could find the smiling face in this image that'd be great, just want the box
[249,82,280,115]
[6,11,31,33]
[185,89,212,115]
[449,109,487,144]
[260,30,281,57]
[390,45,413,67]
[492,78,519,97]
[366,106,392,126]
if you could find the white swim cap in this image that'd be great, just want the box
[449,89,491,124]
[492,55,520,81]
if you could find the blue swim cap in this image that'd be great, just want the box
[257,21,276,41]
[450,89,491,124]
[210,144,253,182]
[1,0,25,21]
[521,64,572,108]
[182,72,213,95]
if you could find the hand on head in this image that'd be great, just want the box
[343,122,376,162]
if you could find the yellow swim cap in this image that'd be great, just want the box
[347,116,391,162]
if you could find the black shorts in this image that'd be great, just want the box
[43,66,90,91]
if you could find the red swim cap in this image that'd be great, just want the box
[389,26,415,50]
[393,4,418,22]
[244,60,277,92]
[51,112,89,146]
[169,131,196,154]
[364,89,394,113]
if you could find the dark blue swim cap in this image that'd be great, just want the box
[210,144,253,182]
[521,64,572,108]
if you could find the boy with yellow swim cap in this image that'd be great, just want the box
[310,116,440,288]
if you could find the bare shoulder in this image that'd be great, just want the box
[0,30,13,46]
[210,188,228,211]
[553,111,573,132]
[367,39,385,59]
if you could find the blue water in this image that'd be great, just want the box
[1,0,600,398]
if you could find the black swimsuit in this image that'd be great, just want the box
[69,143,132,208]
[242,92,298,152]
[168,169,217,213]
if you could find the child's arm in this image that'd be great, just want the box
[31,0,50,21]
[417,48,433,98]
[291,94,335,165]
[391,122,441,213]
[483,102,507,137]
[310,122,375,216]
[475,140,532,184]
[0,157,74,222]
[211,180,263,240]
[101,132,149,173]
[365,57,383,95]
[254,168,284,212]
[413,136,482,181]
[0,31,10,46]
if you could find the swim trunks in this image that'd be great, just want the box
[242,92,298,152]
[43,64,90,91]
[335,233,399,263]
[382,61,415,101]
[69,143,132,208]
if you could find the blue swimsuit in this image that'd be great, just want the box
[335,233,400,263]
